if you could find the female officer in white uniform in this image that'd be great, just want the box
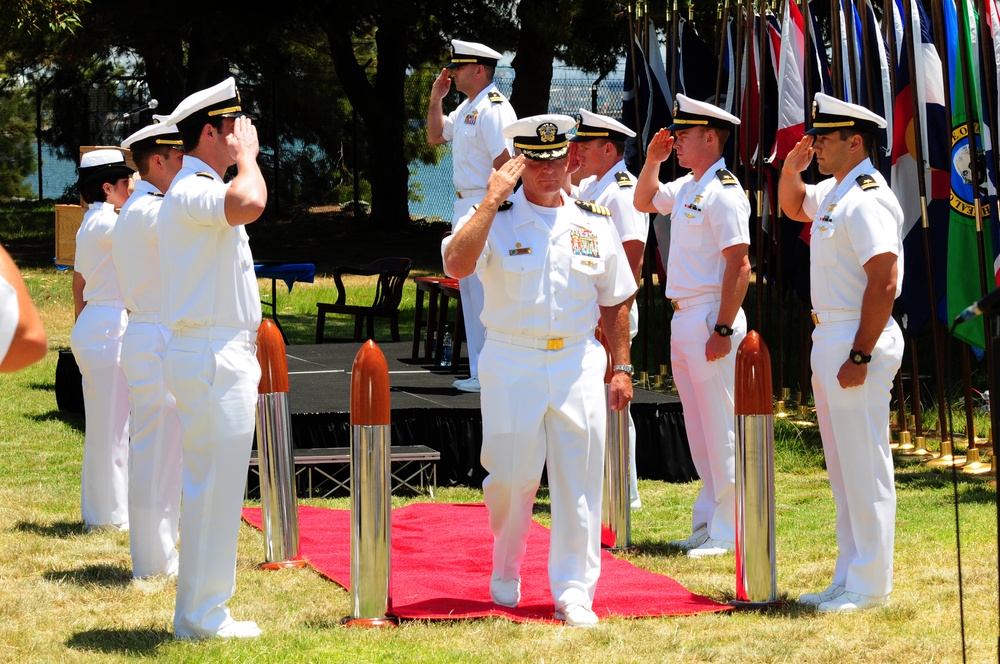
[71,148,134,531]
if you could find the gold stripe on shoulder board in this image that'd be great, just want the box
[473,200,513,212]
[488,91,504,104]
[615,171,633,188]
[715,169,738,186]
[575,200,612,216]
[195,171,215,180]
[856,173,879,191]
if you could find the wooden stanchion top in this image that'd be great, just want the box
[735,330,773,416]
[350,340,391,425]
[256,319,289,394]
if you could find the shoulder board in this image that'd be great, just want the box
[488,91,505,104]
[576,200,612,216]
[856,173,879,191]
[615,171,633,188]
[195,171,215,180]
[472,200,513,212]
[148,191,164,197]
[715,169,738,186]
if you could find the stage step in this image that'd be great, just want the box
[247,444,440,499]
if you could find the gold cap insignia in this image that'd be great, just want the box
[538,122,557,143]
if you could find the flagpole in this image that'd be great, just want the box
[858,0,879,167]
[844,0,862,101]
[831,0,845,96]
[716,0,731,106]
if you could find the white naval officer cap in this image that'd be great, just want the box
[77,148,134,186]
[806,93,887,135]
[447,39,503,68]
[667,93,740,130]
[164,76,248,132]
[121,118,183,152]
[570,108,636,143]
[503,114,577,160]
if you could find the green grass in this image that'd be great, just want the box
[1,262,998,662]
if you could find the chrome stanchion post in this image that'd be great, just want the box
[598,335,631,550]
[255,318,305,570]
[732,331,781,609]
[343,340,397,627]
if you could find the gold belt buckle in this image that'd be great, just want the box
[670,300,681,312]
[546,338,564,351]
[811,312,820,325]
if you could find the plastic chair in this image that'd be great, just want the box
[315,257,413,343]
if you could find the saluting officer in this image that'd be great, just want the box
[633,94,751,558]
[778,93,904,613]
[443,115,636,627]
[159,77,267,639]
[113,119,185,579]
[568,109,649,510]
[427,39,517,392]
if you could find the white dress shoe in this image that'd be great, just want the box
[554,603,599,627]
[686,538,735,558]
[175,619,262,640]
[453,377,481,392]
[667,525,709,551]
[818,591,889,613]
[798,583,845,607]
[490,575,520,608]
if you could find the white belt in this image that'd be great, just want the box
[670,292,721,312]
[128,312,161,324]
[487,329,591,351]
[811,310,861,325]
[87,299,126,309]
[175,326,257,343]
[456,188,487,199]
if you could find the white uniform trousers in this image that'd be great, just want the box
[453,197,486,378]
[670,304,746,543]
[811,318,903,598]
[70,303,130,529]
[480,336,606,610]
[121,321,182,578]
[165,330,260,636]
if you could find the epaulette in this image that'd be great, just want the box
[576,200,612,216]
[615,171,634,188]
[473,200,513,212]
[488,91,505,104]
[195,171,215,180]
[715,169,738,186]
[148,192,164,197]
[856,173,879,191]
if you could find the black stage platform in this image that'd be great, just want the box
[284,342,695,488]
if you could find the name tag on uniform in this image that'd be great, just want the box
[509,247,532,256]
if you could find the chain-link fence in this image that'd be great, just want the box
[24,65,626,221]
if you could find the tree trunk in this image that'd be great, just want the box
[509,1,563,116]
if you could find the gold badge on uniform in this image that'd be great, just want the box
[509,247,532,256]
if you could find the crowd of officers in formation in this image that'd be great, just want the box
[0,37,904,638]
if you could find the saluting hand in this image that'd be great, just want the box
[486,154,525,201]
[782,135,815,175]
[646,129,674,164]
[228,116,259,162]
[430,69,452,102]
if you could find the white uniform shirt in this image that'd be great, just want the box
[75,202,126,303]
[0,275,17,365]
[651,158,751,300]
[802,158,904,310]
[441,84,517,192]
[158,155,261,331]
[447,188,636,338]
[573,160,649,337]
[112,179,166,314]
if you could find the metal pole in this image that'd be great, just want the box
[732,330,780,608]
[344,340,397,627]
[599,335,631,550]
[254,318,305,570]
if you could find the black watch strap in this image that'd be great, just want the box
[714,324,734,337]
[849,349,872,365]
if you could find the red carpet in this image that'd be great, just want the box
[242,503,730,623]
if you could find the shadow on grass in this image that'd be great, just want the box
[894,464,997,503]
[15,519,84,537]
[66,628,172,655]
[28,382,55,392]
[28,409,84,432]
[44,563,132,586]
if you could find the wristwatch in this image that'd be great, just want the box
[849,349,872,365]
[714,324,734,337]
[612,364,635,377]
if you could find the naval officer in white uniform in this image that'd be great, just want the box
[159,77,267,639]
[113,119,185,579]
[633,95,751,558]
[778,93,904,613]
[443,115,636,627]
[428,39,517,392]
[568,108,649,510]
[71,148,135,532]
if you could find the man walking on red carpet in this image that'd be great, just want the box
[443,115,636,627]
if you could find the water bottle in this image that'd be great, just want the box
[441,332,453,367]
